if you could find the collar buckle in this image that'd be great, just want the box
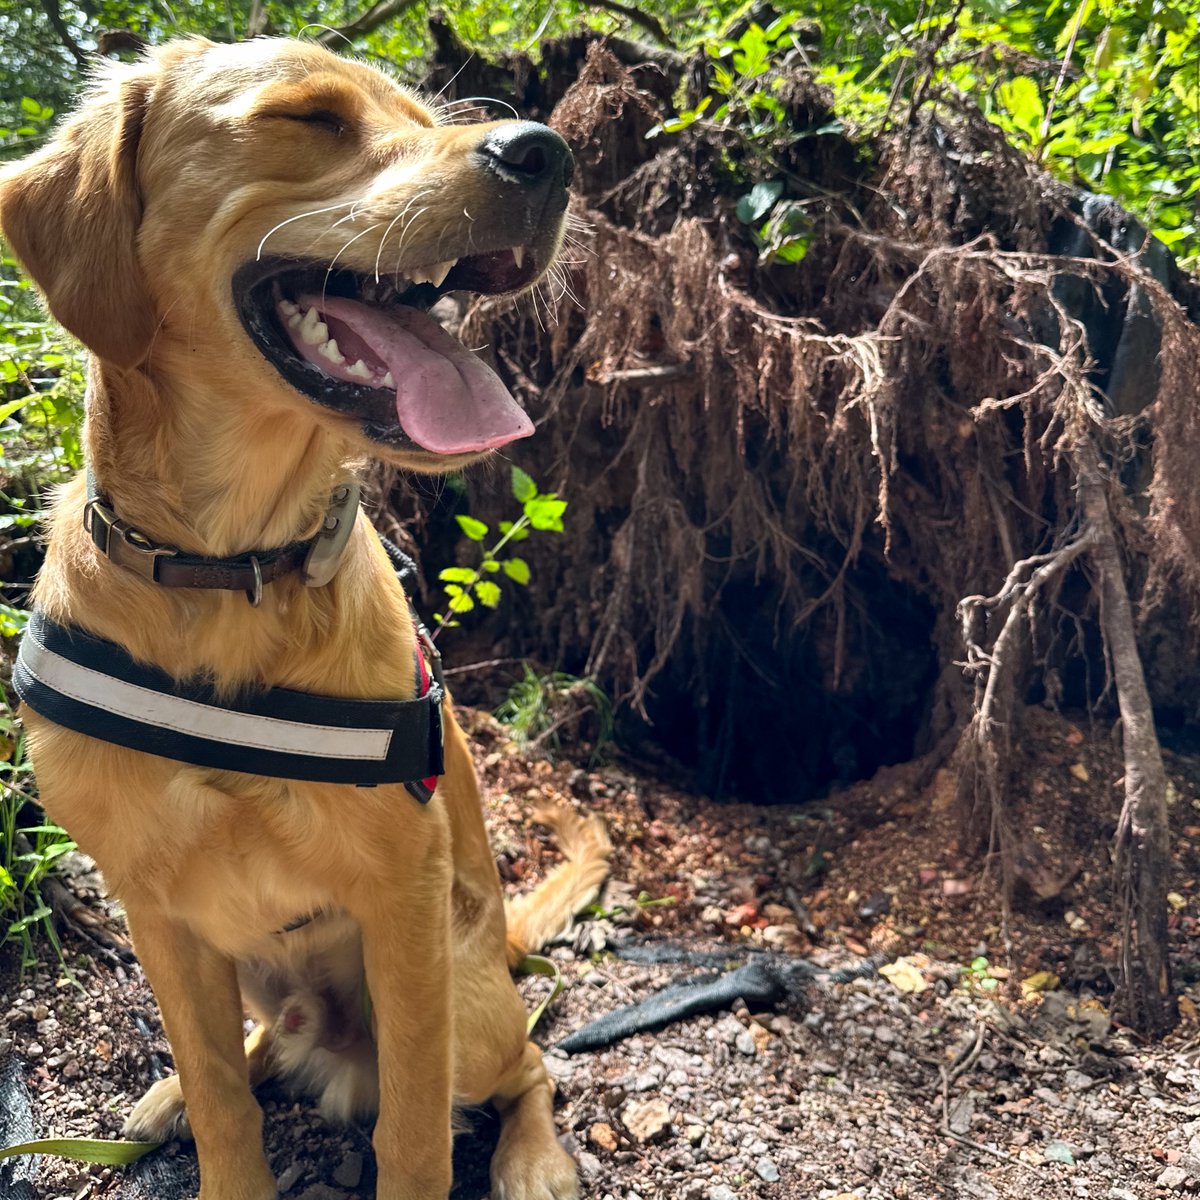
[84,496,179,582]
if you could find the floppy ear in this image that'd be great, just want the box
[0,62,158,368]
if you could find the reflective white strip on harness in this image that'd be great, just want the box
[19,626,393,761]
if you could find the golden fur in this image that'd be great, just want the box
[0,36,609,1200]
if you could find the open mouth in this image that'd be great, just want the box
[233,247,540,455]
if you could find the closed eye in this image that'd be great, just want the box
[278,109,347,135]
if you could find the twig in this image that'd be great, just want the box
[939,1023,986,1129]
[586,0,674,45]
[40,0,88,67]
[37,873,134,965]
[316,0,421,47]
[442,656,524,678]
[589,362,693,386]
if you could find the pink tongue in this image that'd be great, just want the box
[298,294,534,454]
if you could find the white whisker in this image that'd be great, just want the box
[322,223,383,304]
[256,201,357,260]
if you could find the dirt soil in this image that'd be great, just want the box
[4,703,1200,1200]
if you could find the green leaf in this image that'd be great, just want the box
[511,466,537,503]
[20,97,41,117]
[0,1137,161,1165]
[473,580,502,607]
[0,394,36,422]
[502,557,531,584]
[438,567,476,584]
[736,179,784,224]
[518,953,563,1034]
[997,76,1045,141]
[524,497,567,531]
[455,515,488,541]
[448,592,475,614]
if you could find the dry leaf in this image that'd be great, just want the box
[1070,762,1090,782]
[1020,971,1060,994]
[880,957,928,993]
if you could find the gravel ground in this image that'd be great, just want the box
[4,705,1200,1200]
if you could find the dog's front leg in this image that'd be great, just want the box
[123,900,276,1200]
[352,819,454,1200]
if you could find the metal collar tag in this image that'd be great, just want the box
[302,480,362,588]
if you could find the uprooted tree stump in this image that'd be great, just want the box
[387,30,1200,1037]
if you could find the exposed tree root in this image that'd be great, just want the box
[395,35,1200,1035]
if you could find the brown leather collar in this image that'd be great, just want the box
[84,470,361,605]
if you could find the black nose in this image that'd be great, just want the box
[477,122,574,191]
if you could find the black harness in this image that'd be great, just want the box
[14,485,445,799]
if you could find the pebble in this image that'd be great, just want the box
[276,1163,304,1193]
[332,1152,362,1189]
[1157,1165,1190,1190]
[755,1156,780,1182]
[589,1122,619,1152]
[708,1187,737,1200]
[623,1097,672,1144]
[734,1030,757,1057]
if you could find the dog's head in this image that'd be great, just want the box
[0,38,572,470]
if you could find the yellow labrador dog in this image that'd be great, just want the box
[0,36,609,1200]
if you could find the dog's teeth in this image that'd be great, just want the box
[512,246,524,269]
[279,298,299,317]
[428,258,456,287]
[381,371,395,388]
[347,359,372,380]
[287,312,303,329]
[318,338,345,365]
[410,259,456,288]
[300,308,328,346]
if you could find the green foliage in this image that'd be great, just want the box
[807,0,1200,263]
[962,954,1002,991]
[432,465,565,634]
[643,0,1198,266]
[495,662,613,758]
[0,685,76,975]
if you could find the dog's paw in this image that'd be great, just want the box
[124,1075,193,1143]
[490,1138,578,1200]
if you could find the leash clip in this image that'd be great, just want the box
[302,480,361,588]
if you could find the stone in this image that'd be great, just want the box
[332,1152,363,1189]
[734,1030,757,1057]
[708,1187,737,1200]
[276,1163,304,1193]
[755,1156,780,1182]
[588,1122,619,1152]
[1156,1164,1190,1190]
[623,1096,672,1144]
